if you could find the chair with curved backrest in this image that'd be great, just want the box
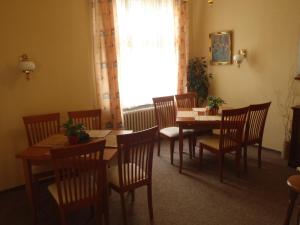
[108,126,158,225]
[48,139,107,225]
[243,102,271,172]
[199,107,249,182]
[68,109,101,130]
[175,92,198,109]
[153,96,193,164]
[23,113,60,180]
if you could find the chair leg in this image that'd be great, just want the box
[193,135,196,158]
[258,142,262,168]
[284,189,298,225]
[103,191,110,225]
[157,136,161,156]
[95,204,103,225]
[243,145,248,173]
[147,184,154,221]
[199,144,203,169]
[188,137,193,159]
[219,154,224,183]
[236,149,241,178]
[59,208,68,225]
[130,190,135,202]
[170,140,175,165]
[120,192,127,225]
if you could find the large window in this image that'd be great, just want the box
[115,0,178,109]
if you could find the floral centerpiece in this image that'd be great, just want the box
[63,119,90,145]
[207,96,225,115]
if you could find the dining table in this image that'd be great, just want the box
[176,108,222,173]
[16,129,132,225]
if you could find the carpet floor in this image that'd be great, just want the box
[0,140,298,225]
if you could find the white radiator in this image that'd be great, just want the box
[123,107,156,132]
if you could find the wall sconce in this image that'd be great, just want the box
[233,49,247,68]
[19,54,36,80]
[208,0,213,5]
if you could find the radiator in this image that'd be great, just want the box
[123,107,156,132]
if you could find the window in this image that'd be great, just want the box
[115,0,178,109]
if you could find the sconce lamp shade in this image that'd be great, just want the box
[233,54,243,67]
[19,60,35,74]
[233,49,247,68]
[19,54,36,80]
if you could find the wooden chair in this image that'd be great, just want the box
[243,102,271,172]
[153,96,193,164]
[23,113,60,147]
[284,175,300,225]
[48,139,108,225]
[108,126,158,225]
[68,109,101,130]
[23,113,60,180]
[175,92,198,109]
[199,107,249,182]
[175,92,212,157]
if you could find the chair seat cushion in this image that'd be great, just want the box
[48,177,97,204]
[160,127,193,138]
[199,134,220,150]
[108,163,146,187]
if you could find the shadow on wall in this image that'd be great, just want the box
[0,62,25,89]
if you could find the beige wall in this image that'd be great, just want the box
[189,0,300,151]
[0,0,96,190]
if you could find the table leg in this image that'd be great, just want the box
[22,159,38,225]
[179,125,183,173]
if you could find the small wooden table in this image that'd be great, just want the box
[176,108,221,173]
[16,130,132,225]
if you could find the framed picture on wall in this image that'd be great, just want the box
[209,31,233,65]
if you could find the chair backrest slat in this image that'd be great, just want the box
[220,107,249,150]
[153,96,176,129]
[245,102,271,144]
[23,113,60,146]
[175,92,197,109]
[116,126,157,189]
[68,109,101,130]
[50,139,106,209]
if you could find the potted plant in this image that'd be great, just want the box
[187,57,213,105]
[207,96,225,115]
[63,119,90,145]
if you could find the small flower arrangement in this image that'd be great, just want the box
[63,119,90,144]
[207,96,225,115]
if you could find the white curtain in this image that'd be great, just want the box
[115,0,178,109]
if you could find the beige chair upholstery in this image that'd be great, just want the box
[108,163,146,187]
[199,107,249,182]
[153,96,194,164]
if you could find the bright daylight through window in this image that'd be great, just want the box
[115,0,178,109]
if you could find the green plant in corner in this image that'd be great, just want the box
[187,57,213,105]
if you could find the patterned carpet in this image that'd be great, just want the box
[0,140,297,225]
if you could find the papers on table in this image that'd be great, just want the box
[34,134,68,147]
[105,134,117,148]
[194,116,221,121]
[177,111,197,118]
[192,107,207,112]
[86,130,111,138]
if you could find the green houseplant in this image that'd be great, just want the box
[63,119,90,144]
[207,96,225,115]
[187,57,213,105]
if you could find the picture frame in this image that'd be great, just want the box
[209,31,233,65]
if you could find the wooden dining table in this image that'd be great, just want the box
[16,129,132,225]
[176,108,222,173]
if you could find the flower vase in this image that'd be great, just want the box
[208,107,219,115]
[68,136,80,145]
